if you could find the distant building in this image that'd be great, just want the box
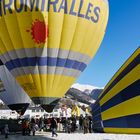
[0,103,90,119]
[0,105,72,119]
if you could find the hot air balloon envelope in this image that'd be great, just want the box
[0,0,109,105]
[0,64,31,115]
[91,47,140,134]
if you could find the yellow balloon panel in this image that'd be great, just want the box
[0,0,109,104]
[0,0,109,56]
[16,74,75,98]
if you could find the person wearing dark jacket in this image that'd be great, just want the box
[88,116,92,133]
[4,124,9,139]
[79,115,83,130]
[50,117,58,137]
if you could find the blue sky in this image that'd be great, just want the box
[77,0,140,87]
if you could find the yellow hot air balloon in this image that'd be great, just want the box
[0,0,109,108]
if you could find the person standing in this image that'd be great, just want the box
[67,118,71,133]
[22,119,26,136]
[31,118,36,136]
[4,124,9,139]
[26,120,31,136]
[71,116,76,132]
[79,115,83,130]
[50,117,58,137]
[83,117,89,134]
[88,116,92,133]
[39,117,44,131]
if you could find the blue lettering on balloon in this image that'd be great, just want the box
[78,0,84,18]
[14,0,24,13]
[69,0,77,16]
[85,3,93,20]
[0,0,101,24]
[29,0,36,11]
[35,0,39,11]
[41,0,45,11]
[24,0,41,11]
[58,0,67,14]
[47,0,58,12]
[0,0,2,16]
[24,0,28,11]
[91,7,100,23]
[3,0,13,15]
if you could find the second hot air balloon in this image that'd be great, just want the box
[0,63,31,115]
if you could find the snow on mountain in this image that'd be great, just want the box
[71,83,103,93]
[0,99,3,103]
[0,100,4,106]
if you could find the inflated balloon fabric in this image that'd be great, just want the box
[0,0,109,104]
[0,65,31,115]
[91,47,140,134]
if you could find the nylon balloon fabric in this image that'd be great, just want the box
[0,65,31,115]
[0,0,109,105]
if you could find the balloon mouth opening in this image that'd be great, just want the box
[8,103,29,115]
[31,97,60,105]
[41,104,55,113]
[42,99,60,113]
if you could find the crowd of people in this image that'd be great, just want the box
[3,114,93,138]
[21,117,58,137]
[21,114,92,135]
